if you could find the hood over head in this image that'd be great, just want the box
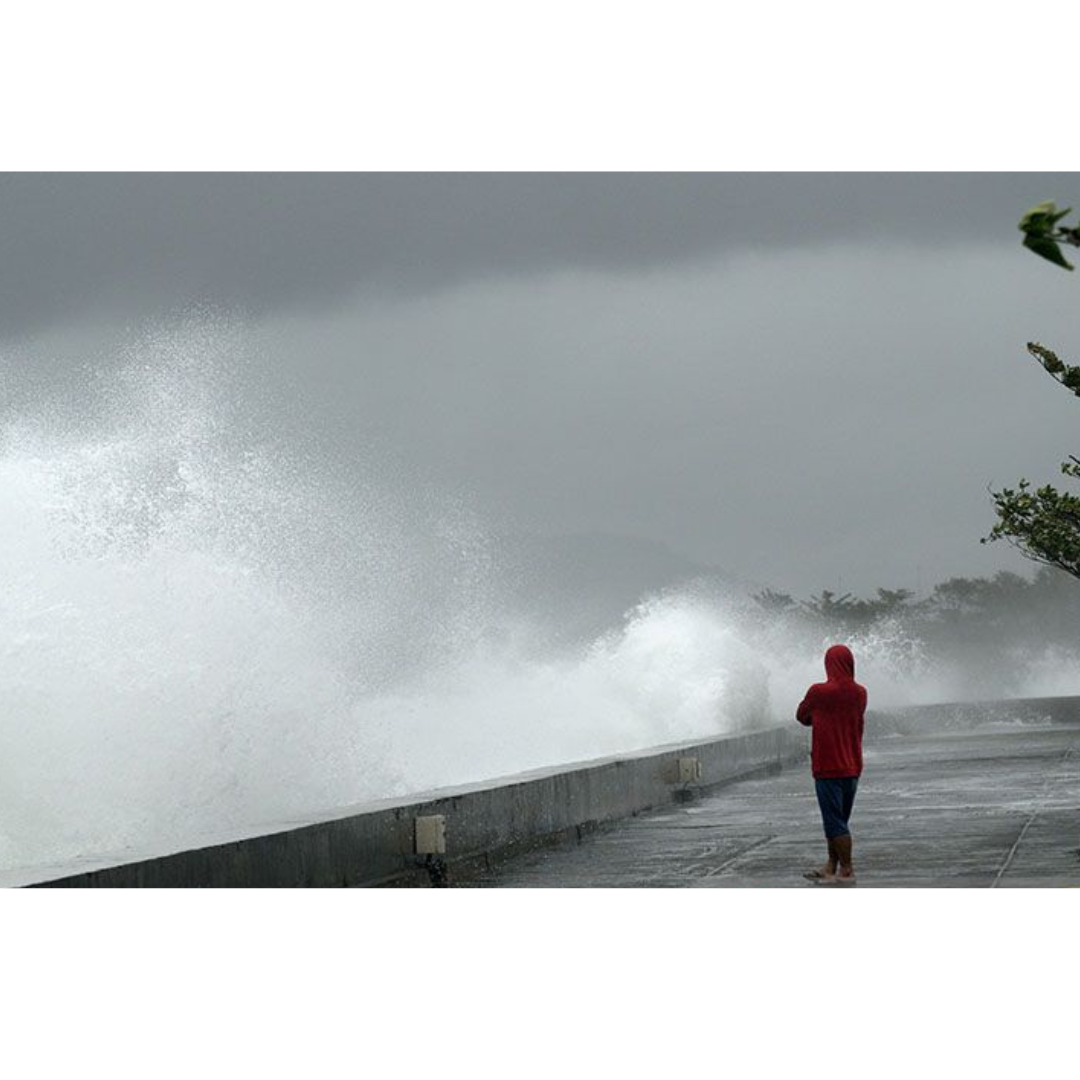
[824,643,855,681]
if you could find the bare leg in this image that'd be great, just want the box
[834,834,854,878]
[817,838,838,878]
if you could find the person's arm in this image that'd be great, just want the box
[796,688,815,727]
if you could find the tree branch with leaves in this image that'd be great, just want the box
[983,203,1080,577]
[1017,201,1080,270]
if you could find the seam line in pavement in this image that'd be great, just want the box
[992,817,1036,887]
[992,746,1075,888]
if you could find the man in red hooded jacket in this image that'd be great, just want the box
[796,644,866,884]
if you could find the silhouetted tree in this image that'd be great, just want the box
[752,588,796,614]
[798,588,916,629]
[873,588,915,616]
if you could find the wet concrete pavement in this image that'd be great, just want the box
[478,724,1080,887]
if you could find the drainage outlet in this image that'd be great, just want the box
[677,757,703,784]
[415,814,447,855]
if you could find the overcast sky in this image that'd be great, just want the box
[3,173,1079,595]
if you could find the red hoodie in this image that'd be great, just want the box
[796,644,867,779]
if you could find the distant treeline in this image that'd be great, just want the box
[754,567,1080,674]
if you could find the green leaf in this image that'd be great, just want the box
[1019,201,1060,234]
[1022,233,1075,270]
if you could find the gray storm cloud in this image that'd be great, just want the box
[2,172,1078,595]
[1,173,1075,336]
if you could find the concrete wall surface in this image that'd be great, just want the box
[32,725,809,888]
[32,695,1079,888]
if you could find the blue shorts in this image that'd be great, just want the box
[814,776,859,839]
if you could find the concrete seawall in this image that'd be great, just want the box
[28,695,1080,888]
[32,725,808,888]
[867,695,1080,737]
